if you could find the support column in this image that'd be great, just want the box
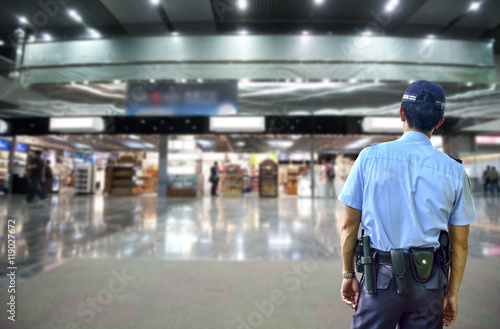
[447,135,476,157]
[310,133,315,199]
[7,136,16,197]
[157,135,168,199]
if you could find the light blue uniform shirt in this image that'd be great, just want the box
[339,131,477,251]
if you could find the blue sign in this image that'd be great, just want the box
[64,150,73,158]
[74,152,84,160]
[15,143,28,153]
[126,81,238,116]
[0,140,10,151]
[83,153,96,165]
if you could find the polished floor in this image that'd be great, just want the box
[0,190,499,328]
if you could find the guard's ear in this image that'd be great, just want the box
[399,107,405,122]
[435,117,445,130]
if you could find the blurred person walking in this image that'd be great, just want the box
[322,158,336,197]
[488,166,499,195]
[482,165,491,195]
[210,161,220,196]
[24,150,47,204]
[44,160,53,194]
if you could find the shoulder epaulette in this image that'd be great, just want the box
[446,154,462,164]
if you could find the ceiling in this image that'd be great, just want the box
[8,134,397,153]
[0,0,499,61]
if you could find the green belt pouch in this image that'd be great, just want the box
[409,247,435,282]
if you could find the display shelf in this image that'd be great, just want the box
[138,174,158,194]
[286,167,299,195]
[75,164,93,194]
[259,159,278,197]
[221,174,243,197]
[167,174,198,197]
[0,151,9,190]
[243,175,252,193]
[251,175,259,192]
[106,167,137,196]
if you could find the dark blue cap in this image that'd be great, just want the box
[401,80,446,110]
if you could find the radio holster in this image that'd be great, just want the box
[390,249,409,296]
[354,234,376,294]
[438,230,451,294]
[439,230,451,277]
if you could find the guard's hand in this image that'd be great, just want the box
[443,295,457,327]
[341,277,360,310]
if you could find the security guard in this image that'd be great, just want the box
[338,80,477,329]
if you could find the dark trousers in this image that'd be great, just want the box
[491,181,499,194]
[211,179,219,195]
[352,264,446,329]
[25,178,47,203]
[484,179,489,194]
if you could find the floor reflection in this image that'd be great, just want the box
[0,192,499,289]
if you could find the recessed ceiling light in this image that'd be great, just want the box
[19,16,28,24]
[43,33,52,41]
[27,35,35,42]
[237,0,247,10]
[83,80,89,85]
[468,1,481,11]
[149,79,156,83]
[385,0,399,12]
[315,0,325,4]
[151,0,160,5]
[268,140,293,148]
[68,9,83,23]
[113,79,121,84]
[0,40,4,46]
[302,31,309,35]
[197,78,203,83]
[349,79,358,83]
[427,34,435,39]
[171,32,179,36]
[466,82,473,87]
[88,28,101,39]
[323,79,330,83]
[240,78,250,83]
[296,78,303,82]
[239,30,248,35]
[362,31,373,36]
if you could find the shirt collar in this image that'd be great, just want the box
[399,131,432,145]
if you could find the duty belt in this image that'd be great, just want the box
[355,232,450,296]
[374,249,440,267]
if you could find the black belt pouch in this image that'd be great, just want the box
[409,247,435,283]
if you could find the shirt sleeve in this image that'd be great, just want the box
[338,149,365,210]
[449,170,477,226]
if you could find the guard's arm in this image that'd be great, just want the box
[447,224,469,298]
[341,205,362,273]
[340,205,362,309]
[443,224,470,326]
